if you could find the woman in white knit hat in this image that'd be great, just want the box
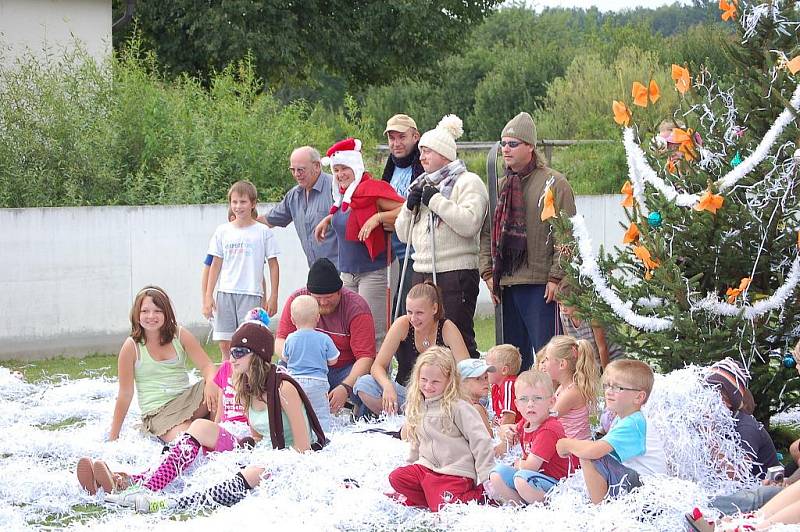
[394,115,489,359]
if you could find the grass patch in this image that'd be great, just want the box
[37,417,85,431]
[30,503,110,528]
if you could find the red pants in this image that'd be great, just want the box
[388,464,485,512]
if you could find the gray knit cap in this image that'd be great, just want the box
[501,112,537,145]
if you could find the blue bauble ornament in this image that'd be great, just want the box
[730,151,743,168]
[647,211,663,228]
[783,354,797,369]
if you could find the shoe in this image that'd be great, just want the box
[106,488,167,514]
[76,457,97,495]
[92,460,131,494]
[685,508,715,532]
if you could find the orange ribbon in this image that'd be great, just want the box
[612,100,632,127]
[671,64,691,95]
[623,223,640,244]
[726,277,751,304]
[695,188,724,214]
[788,55,800,75]
[632,80,661,108]
[669,128,698,161]
[541,188,556,221]
[621,181,634,208]
[633,245,660,279]
[719,0,737,21]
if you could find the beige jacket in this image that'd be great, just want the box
[395,171,489,273]
[479,165,576,286]
[408,396,495,483]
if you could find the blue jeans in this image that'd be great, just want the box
[502,284,562,370]
[711,486,782,516]
[492,463,558,494]
[327,363,355,397]
[352,375,408,414]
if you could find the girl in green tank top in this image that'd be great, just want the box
[107,286,218,443]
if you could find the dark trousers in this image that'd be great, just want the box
[393,256,415,319]
[412,269,480,359]
[501,284,562,370]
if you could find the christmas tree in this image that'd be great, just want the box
[555,0,800,424]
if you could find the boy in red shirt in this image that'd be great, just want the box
[488,369,571,504]
[487,344,522,425]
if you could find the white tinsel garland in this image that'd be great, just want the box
[691,255,800,318]
[570,214,674,331]
[623,83,800,208]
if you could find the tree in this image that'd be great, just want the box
[555,0,800,424]
[112,0,501,89]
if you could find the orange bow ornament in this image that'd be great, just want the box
[623,223,640,244]
[612,100,632,127]
[669,128,698,161]
[726,277,751,304]
[541,188,556,221]
[695,188,724,214]
[633,245,660,279]
[621,181,634,208]
[671,64,691,95]
[632,80,661,108]
[788,55,800,75]
[719,0,737,21]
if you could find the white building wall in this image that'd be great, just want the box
[0,196,626,359]
[0,0,111,67]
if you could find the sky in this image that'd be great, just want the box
[518,0,694,12]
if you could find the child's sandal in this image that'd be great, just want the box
[685,507,715,532]
[76,457,98,495]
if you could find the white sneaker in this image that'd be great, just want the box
[106,488,167,513]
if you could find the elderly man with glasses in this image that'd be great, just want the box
[264,146,339,267]
[479,112,577,371]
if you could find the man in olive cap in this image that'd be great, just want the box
[275,258,376,414]
[382,114,424,318]
[479,112,577,370]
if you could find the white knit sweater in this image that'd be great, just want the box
[395,171,489,273]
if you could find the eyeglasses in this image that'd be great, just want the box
[230,347,254,359]
[499,140,524,148]
[602,383,642,394]
[516,395,551,405]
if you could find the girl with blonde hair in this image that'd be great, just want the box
[388,346,494,512]
[542,335,601,440]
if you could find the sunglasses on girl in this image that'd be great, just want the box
[230,347,253,359]
[499,140,524,148]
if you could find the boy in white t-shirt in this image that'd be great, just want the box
[556,359,667,504]
[203,180,280,360]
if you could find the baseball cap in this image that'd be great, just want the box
[458,358,496,379]
[384,114,418,135]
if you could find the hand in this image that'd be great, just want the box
[382,389,399,415]
[314,215,331,242]
[265,296,278,317]
[202,296,215,320]
[544,280,559,303]
[421,185,438,207]
[203,379,219,415]
[382,220,395,232]
[406,186,423,210]
[484,276,499,305]
[328,384,349,414]
[107,430,119,442]
[556,438,570,458]
[499,423,517,444]
[358,215,380,241]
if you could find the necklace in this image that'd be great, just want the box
[418,323,435,350]
[421,337,431,349]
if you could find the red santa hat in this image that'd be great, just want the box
[322,138,365,213]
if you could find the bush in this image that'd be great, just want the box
[0,39,372,207]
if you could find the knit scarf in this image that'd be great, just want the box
[264,365,328,451]
[381,145,425,183]
[491,161,535,296]
[408,159,467,228]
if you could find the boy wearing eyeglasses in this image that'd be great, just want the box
[487,370,571,505]
[556,359,667,504]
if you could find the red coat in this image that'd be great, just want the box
[343,174,403,260]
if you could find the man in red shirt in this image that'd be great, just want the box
[276,258,376,413]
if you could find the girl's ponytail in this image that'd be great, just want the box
[573,339,601,412]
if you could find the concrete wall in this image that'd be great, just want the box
[0,0,111,67]
[0,196,626,360]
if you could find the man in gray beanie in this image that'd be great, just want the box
[275,258,376,414]
[479,112,577,370]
